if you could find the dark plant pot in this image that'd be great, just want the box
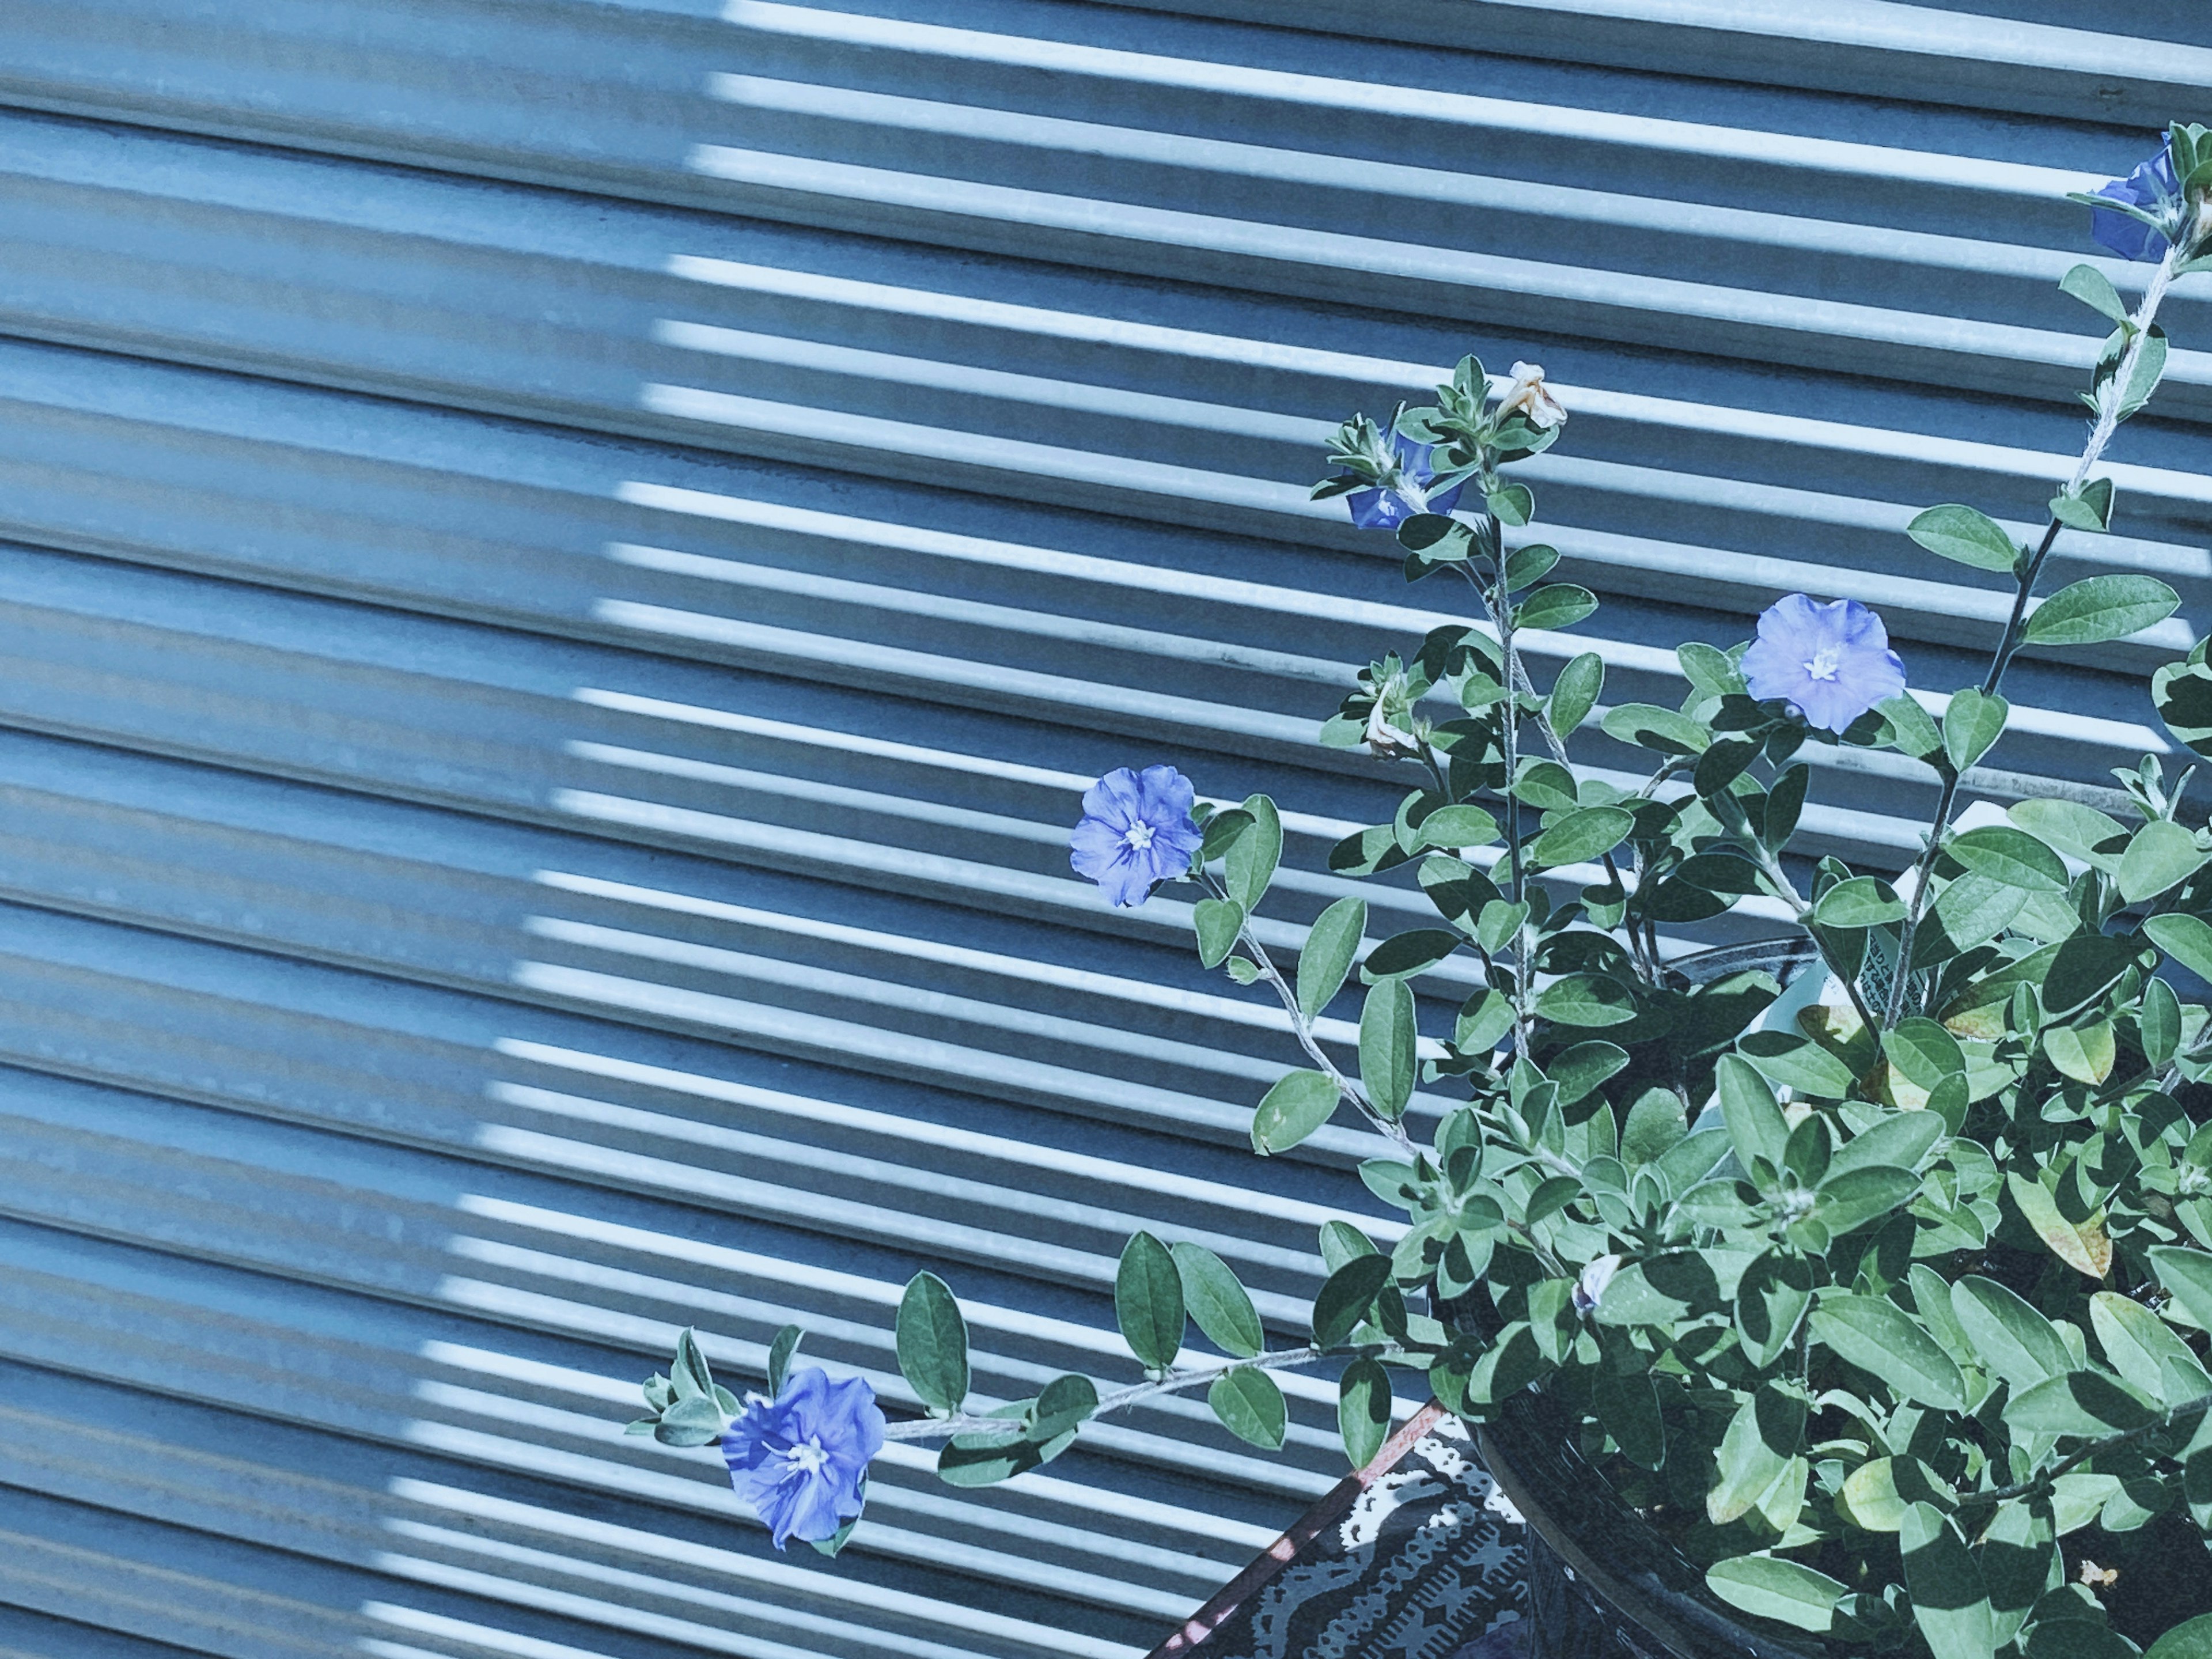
[1476,1389,1839,1659]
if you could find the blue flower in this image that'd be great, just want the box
[1344,434,1467,531]
[1740,594,1906,735]
[1070,766,1205,908]
[721,1366,884,1548]
[2090,141,2182,262]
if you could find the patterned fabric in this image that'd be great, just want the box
[1161,1415,1529,1659]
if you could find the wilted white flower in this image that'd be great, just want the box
[1497,361,1567,430]
[1363,673,1422,760]
[1573,1253,1621,1317]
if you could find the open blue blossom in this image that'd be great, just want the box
[1741,594,1906,734]
[1070,765,1204,908]
[1344,434,1466,531]
[2090,141,2182,262]
[721,1367,884,1549]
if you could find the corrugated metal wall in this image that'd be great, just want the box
[0,3,2194,1655]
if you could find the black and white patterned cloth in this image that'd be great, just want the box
[1164,1414,1530,1659]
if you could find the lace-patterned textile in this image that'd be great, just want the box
[1152,1408,1529,1659]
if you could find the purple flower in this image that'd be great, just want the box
[1741,594,1907,735]
[1344,434,1467,531]
[721,1366,884,1548]
[1070,766,1205,908]
[2090,141,2182,262]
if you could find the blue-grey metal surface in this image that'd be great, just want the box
[0,3,2191,1655]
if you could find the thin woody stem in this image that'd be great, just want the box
[1203,871,1418,1158]
[880,1342,1398,1441]
[1883,237,2187,1029]
[1952,1388,2212,1512]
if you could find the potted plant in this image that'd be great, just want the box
[623,126,2212,1659]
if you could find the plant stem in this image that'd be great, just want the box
[1882,238,2186,1029]
[1952,1387,2212,1512]
[880,1342,1398,1442]
[1740,828,1881,1034]
[1208,872,1418,1158]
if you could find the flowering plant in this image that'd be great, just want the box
[629,127,2212,1658]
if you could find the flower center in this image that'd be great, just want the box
[780,1436,830,1479]
[1801,646,1842,682]
[1122,821,1156,851]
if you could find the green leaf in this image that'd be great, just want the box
[2146,912,2212,983]
[1488,480,1534,527]
[1907,504,2019,573]
[2042,931,2135,1016]
[1115,1232,1185,1372]
[2009,1170,2112,1278]
[1313,1253,1393,1347]
[1209,1367,1286,1449]
[1738,1032,1858,1100]
[2006,1370,2160,1437]
[2051,476,2116,532]
[1200,806,1255,863]
[767,1324,802,1399]
[1881,694,1945,765]
[1296,896,1366,1020]
[1951,1275,2070,1391]
[1601,702,1709,755]
[1763,763,1809,851]
[1705,1555,1846,1633]
[672,1328,715,1401]
[1814,1165,1923,1236]
[1948,825,2069,892]
[1318,1219,1378,1273]
[1516,584,1597,631]
[1549,1040,1630,1105]
[1813,876,1907,927]
[1502,541,1558,589]
[1883,1018,1965,1092]
[2146,1613,2212,1659]
[1715,1053,1787,1175]
[1455,989,1514,1056]
[1943,689,2009,772]
[2022,574,2180,646]
[1838,1456,1955,1532]
[2142,974,2183,1066]
[1028,1372,1099,1444]
[1193,897,1244,968]
[1250,1068,1340,1155]
[1172,1242,1263,1359]
[1707,1385,1806,1525]
[2090,1290,2212,1404]
[1810,1294,1967,1410]
[1528,806,1633,868]
[1225,794,1282,910]
[1593,1366,1664,1468]
[1361,928,1460,982]
[1534,974,1637,1027]
[1593,1249,1727,1327]
[2152,1245,2212,1330]
[1359,979,1418,1119]
[1828,1108,1945,1180]
[2009,797,2127,872]
[2041,1020,2116,1086]
[1418,805,1500,851]
[936,1425,1044,1487]
[1547,652,1604,737]
[2119,818,2206,903]
[1338,1357,1393,1469]
[2061,263,2130,325]
[1735,1251,1812,1368]
[897,1272,970,1415]
[1901,1503,1995,1659]
[655,1393,728,1446]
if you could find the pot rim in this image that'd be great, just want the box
[1474,1388,1842,1659]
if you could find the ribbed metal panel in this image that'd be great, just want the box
[0,2,2191,1654]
